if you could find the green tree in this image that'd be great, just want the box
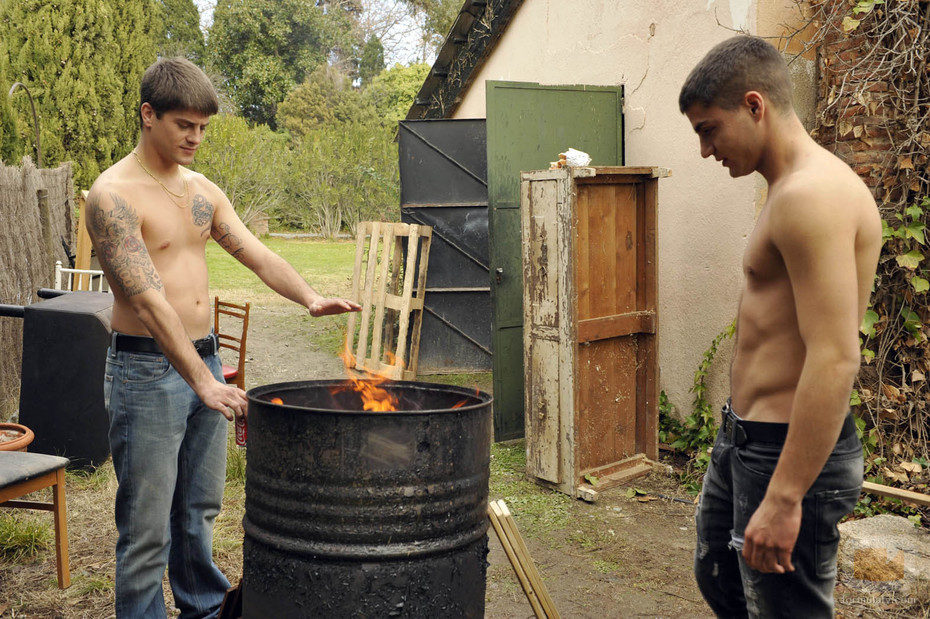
[191,113,289,226]
[358,35,384,87]
[111,1,165,154]
[207,0,356,127]
[363,62,430,124]
[0,0,160,187]
[276,65,376,137]
[0,41,23,164]
[159,0,205,61]
[282,121,397,235]
[404,0,460,52]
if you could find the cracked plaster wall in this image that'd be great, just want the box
[451,0,817,420]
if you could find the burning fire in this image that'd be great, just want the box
[452,387,481,409]
[332,345,400,412]
[331,346,482,412]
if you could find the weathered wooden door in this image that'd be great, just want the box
[487,81,624,440]
[522,167,663,498]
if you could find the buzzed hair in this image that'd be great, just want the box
[679,36,793,114]
[140,57,218,126]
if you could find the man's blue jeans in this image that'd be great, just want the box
[694,402,863,618]
[105,346,231,619]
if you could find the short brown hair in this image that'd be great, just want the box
[139,57,218,126]
[679,36,793,114]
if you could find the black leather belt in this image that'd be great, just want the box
[111,332,218,357]
[722,400,857,447]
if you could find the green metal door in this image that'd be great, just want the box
[487,81,624,440]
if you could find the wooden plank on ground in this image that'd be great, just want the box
[497,501,560,619]
[488,501,545,618]
[577,454,655,497]
[862,481,930,507]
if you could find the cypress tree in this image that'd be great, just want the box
[111,0,163,158]
[358,36,384,88]
[0,0,160,187]
[160,0,205,62]
[0,39,23,164]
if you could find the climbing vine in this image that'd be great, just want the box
[782,0,930,510]
[660,321,736,491]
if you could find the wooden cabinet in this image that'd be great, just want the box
[521,166,668,500]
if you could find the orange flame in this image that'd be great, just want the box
[451,385,481,409]
[332,344,399,412]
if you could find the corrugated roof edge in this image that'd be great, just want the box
[405,0,524,121]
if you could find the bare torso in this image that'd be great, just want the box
[93,156,219,339]
[730,148,882,422]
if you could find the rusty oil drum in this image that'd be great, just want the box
[242,379,492,618]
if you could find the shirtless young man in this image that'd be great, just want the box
[86,57,360,618]
[679,37,881,616]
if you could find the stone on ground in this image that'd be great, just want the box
[838,514,930,594]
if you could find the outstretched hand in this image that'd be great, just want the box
[308,297,361,317]
[742,495,802,573]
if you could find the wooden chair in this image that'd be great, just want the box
[214,297,250,390]
[54,260,110,293]
[0,451,71,588]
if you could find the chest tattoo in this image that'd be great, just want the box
[191,194,214,228]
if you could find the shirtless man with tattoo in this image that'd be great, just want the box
[680,37,881,616]
[86,57,360,618]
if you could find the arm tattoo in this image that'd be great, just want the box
[88,192,163,297]
[213,222,245,261]
[191,193,214,233]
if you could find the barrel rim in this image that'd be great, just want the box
[246,378,493,415]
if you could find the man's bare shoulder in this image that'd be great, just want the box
[184,168,227,204]
[770,152,877,233]
[87,157,141,210]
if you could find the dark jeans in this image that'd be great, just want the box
[694,402,863,618]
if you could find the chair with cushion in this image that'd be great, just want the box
[214,297,251,390]
[0,451,71,588]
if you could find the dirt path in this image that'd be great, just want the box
[238,302,345,388]
[484,471,711,618]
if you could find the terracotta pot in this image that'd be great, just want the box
[0,422,34,452]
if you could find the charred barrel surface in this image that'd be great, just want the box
[243,380,492,618]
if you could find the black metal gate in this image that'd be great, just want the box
[399,119,491,373]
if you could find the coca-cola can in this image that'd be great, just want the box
[235,416,247,446]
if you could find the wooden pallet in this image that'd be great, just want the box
[344,221,432,380]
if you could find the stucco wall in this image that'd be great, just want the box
[450,0,815,419]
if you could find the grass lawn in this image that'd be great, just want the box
[206,237,359,306]
[207,237,360,358]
